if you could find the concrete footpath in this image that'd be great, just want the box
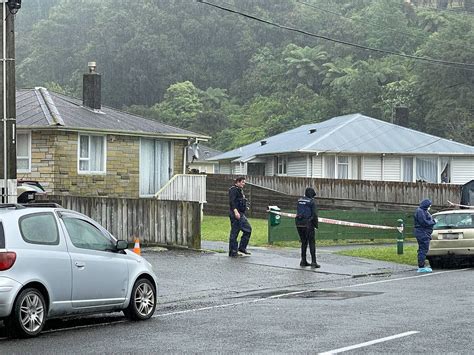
[201,240,416,277]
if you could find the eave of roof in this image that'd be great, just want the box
[16,125,208,141]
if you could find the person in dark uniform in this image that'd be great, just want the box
[228,176,252,257]
[414,199,436,273]
[295,187,320,268]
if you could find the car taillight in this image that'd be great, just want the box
[0,252,16,271]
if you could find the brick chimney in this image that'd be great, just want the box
[394,106,409,127]
[83,61,101,110]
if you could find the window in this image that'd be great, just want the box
[78,134,106,173]
[20,213,59,245]
[62,217,114,251]
[17,132,31,172]
[277,156,287,175]
[402,157,413,182]
[416,157,437,183]
[440,157,451,183]
[140,138,172,196]
[323,156,335,178]
[337,156,349,179]
[351,156,361,180]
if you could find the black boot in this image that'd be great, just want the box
[309,240,319,268]
[300,242,310,267]
[300,259,310,267]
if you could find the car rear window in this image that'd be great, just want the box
[19,212,59,245]
[0,222,4,248]
[434,213,474,230]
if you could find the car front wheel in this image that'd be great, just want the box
[124,278,156,321]
[7,288,47,338]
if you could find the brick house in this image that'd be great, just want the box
[15,65,209,198]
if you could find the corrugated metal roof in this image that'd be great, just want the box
[16,88,209,139]
[187,144,221,163]
[210,113,474,162]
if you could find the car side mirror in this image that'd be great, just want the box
[116,240,128,250]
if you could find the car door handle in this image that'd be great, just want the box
[75,261,85,268]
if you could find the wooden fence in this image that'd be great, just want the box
[42,195,201,248]
[204,174,463,218]
[244,175,461,205]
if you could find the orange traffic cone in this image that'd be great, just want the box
[132,238,141,255]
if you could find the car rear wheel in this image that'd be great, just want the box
[427,256,440,269]
[7,288,47,338]
[124,278,156,321]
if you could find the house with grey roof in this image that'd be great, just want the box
[209,113,474,184]
[187,144,221,174]
[16,64,209,198]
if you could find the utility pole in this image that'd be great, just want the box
[0,0,20,203]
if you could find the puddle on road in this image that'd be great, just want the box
[235,289,383,300]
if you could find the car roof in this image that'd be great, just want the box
[433,209,474,215]
[0,203,66,218]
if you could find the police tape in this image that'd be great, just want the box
[268,209,404,233]
[447,200,472,208]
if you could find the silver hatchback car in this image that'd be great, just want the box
[0,203,157,338]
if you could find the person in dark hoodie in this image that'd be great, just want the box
[295,187,320,268]
[414,199,436,273]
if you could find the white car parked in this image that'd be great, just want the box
[0,203,157,338]
[428,208,474,268]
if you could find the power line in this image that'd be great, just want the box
[295,0,474,52]
[410,3,474,15]
[196,0,474,71]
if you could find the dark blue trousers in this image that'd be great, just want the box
[414,229,431,268]
[228,213,252,255]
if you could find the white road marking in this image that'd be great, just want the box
[154,268,470,318]
[153,299,262,318]
[0,268,469,338]
[317,331,420,354]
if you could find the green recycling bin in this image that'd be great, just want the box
[268,206,281,226]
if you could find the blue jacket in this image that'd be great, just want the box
[414,199,436,238]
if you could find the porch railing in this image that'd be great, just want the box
[155,174,207,203]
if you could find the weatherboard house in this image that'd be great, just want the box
[208,113,474,185]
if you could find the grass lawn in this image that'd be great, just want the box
[202,215,417,262]
[335,245,418,266]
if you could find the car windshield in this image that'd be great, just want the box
[434,213,474,230]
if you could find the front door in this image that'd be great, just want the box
[58,213,128,309]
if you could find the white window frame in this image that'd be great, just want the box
[337,155,350,179]
[277,155,288,175]
[17,132,31,173]
[77,134,107,174]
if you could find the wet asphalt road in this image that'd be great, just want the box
[1,244,473,354]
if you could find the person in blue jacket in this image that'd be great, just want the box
[295,187,320,268]
[413,199,436,273]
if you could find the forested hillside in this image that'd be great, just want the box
[16,0,474,150]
